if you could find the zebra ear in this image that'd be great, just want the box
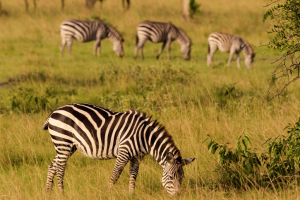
[166,152,174,164]
[183,158,196,166]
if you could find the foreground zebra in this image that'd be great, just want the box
[43,103,195,196]
[59,19,124,57]
[134,21,192,60]
[207,32,255,68]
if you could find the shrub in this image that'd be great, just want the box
[204,117,300,189]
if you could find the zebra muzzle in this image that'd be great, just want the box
[184,56,190,60]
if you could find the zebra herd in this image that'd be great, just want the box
[44,18,256,197]
[60,19,255,69]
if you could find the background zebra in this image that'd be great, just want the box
[134,21,192,60]
[207,32,255,68]
[43,103,195,196]
[59,19,124,57]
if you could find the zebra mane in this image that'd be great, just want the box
[176,27,192,46]
[242,40,255,56]
[127,110,178,156]
[106,24,124,41]
[127,109,177,149]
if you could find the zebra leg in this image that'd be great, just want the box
[129,157,141,194]
[134,46,139,59]
[140,46,145,60]
[46,155,58,192]
[166,40,171,60]
[236,52,240,68]
[60,39,66,56]
[207,44,217,67]
[55,145,77,192]
[94,39,101,57]
[135,38,147,59]
[109,150,129,189]
[97,42,101,57]
[227,50,235,68]
[156,42,166,59]
[66,37,74,56]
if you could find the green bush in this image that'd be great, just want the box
[204,117,300,189]
[189,0,202,18]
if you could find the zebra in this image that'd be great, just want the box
[134,21,192,60]
[43,103,195,196]
[59,19,124,57]
[207,32,255,68]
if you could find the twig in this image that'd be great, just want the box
[265,170,300,190]
[264,0,280,7]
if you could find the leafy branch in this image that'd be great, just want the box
[263,0,300,101]
[204,117,300,189]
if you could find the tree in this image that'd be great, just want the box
[85,0,130,9]
[61,0,65,10]
[24,0,37,12]
[182,0,190,22]
[264,0,300,101]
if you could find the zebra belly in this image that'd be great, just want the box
[74,140,118,159]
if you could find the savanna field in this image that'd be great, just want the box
[1,0,300,199]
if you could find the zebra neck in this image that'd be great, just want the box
[107,33,118,43]
[146,124,179,166]
[176,35,186,47]
[241,40,253,56]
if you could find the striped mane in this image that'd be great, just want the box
[106,24,124,41]
[176,27,192,46]
[127,110,178,162]
[242,40,255,56]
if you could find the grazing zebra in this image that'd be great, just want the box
[134,21,192,60]
[207,32,255,68]
[43,103,195,196]
[59,19,124,57]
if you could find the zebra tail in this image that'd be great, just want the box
[207,44,210,54]
[135,34,139,45]
[42,118,49,130]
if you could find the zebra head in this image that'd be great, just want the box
[113,38,125,57]
[107,25,125,57]
[242,41,255,68]
[245,53,255,69]
[162,152,195,196]
[177,28,192,60]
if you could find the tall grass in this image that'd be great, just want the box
[1,0,300,199]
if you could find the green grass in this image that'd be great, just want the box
[1,0,300,199]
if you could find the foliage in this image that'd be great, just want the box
[9,87,77,114]
[204,117,300,189]
[213,83,243,108]
[263,0,300,100]
[189,0,202,17]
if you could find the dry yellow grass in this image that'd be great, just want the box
[1,0,300,199]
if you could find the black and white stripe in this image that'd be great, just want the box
[134,21,192,60]
[207,32,255,68]
[59,19,124,57]
[43,103,195,196]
